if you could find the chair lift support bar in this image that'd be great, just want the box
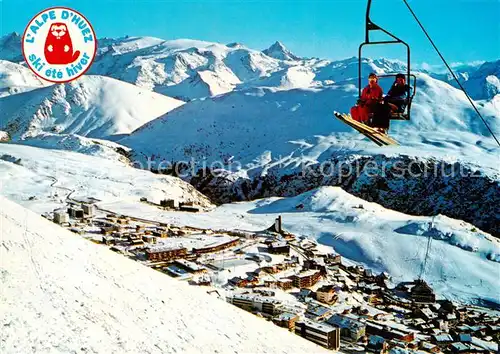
[359,0,412,120]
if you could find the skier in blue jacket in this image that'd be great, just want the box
[385,74,411,113]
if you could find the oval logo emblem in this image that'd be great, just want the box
[22,7,97,83]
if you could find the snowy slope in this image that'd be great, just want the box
[15,133,134,163]
[0,143,212,214]
[122,85,356,165]
[96,186,500,306]
[157,66,241,101]
[0,60,49,97]
[0,196,327,354]
[0,75,184,140]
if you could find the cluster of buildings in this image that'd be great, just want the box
[223,247,499,353]
[52,203,96,225]
[50,201,243,283]
[164,259,208,279]
[140,197,203,213]
[144,236,240,261]
[50,208,499,353]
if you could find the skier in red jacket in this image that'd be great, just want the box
[350,73,384,124]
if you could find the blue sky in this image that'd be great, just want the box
[1,0,499,67]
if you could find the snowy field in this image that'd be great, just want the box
[0,196,329,354]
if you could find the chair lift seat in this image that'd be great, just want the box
[390,112,409,120]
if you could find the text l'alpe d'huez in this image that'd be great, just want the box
[25,9,93,80]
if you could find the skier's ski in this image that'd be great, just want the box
[334,112,399,146]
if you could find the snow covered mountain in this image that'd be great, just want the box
[0,195,327,354]
[431,60,500,101]
[3,31,496,102]
[89,37,290,100]
[262,41,301,61]
[0,75,183,140]
[0,32,22,63]
[89,36,414,100]
[0,60,49,97]
[460,60,500,100]
[0,34,303,98]
[1,34,498,234]
[1,32,497,101]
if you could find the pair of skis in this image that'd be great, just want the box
[334,112,399,146]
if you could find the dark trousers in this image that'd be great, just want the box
[385,97,407,113]
[370,103,391,129]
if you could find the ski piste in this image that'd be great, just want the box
[333,112,399,146]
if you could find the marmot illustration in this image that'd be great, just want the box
[44,23,81,65]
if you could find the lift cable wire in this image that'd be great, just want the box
[402,0,500,148]
[419,217,434,280]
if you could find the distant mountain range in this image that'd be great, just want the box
[2,32,498,100]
